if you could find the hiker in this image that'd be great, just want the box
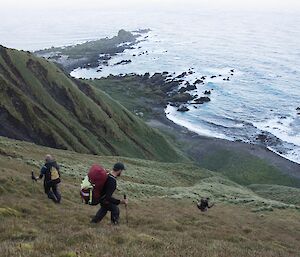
[197,197,214,212]
[91,162,128,225]
[33,154,61,203]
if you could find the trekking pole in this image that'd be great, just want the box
[31,171,37,182]
[31,171,37,193]
[124,194,128,225]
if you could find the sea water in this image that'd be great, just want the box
[1,7,300,163]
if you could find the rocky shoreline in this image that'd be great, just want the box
[34,29,150,73]
[33,30,300,179]
[90,72,300,180]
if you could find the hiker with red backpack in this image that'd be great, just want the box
[81,162,127,225]
[32,154,61,204]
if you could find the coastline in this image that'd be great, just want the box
[146,104,300,180]
[89,73,300,180]
[31,28,300,179]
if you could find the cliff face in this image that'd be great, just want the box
[0,45,184,162]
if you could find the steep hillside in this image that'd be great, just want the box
[0,45,185,162]
[0,137,299,257]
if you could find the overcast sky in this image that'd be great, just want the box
[1,0,300,10]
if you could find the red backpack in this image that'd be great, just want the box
[80,164,108,205]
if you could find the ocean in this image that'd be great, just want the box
[1,6,300,163]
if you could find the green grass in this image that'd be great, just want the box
[0,136,299,257]
[0,45,185,162]
[248,184,300,205]
[90,75,166,120]
[198,150,300,187]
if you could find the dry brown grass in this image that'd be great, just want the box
[0,138,299,257]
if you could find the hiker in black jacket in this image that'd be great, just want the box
[33,154,61,203]
[197,197,214,212]
[91,162,128,225]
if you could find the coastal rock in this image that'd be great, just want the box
[132,28,151,34]
[149,73,165,84]
[177,105,189,112]
[170,93,195,103]
[176,72,187,79]
[201,76,206,80]
[193,79,204,85]
[118,29,136,42]
[164,81,181,92]
[187,84,197,91]
[178,87,188,93]
[178,84,197,93]
[256,134,268,142]
[114,59,132,65]
[193,97,211,104]
[99,54,111,61]
[296,107,300,111]
[143,72,150,79]
[170,102,181,107]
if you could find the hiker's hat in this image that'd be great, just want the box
[113,162,126,171]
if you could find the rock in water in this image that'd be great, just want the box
[177,105,190,112]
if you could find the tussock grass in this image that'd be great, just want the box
[0,137,299,257]
[248,184,300,205]
[199,150,300,187]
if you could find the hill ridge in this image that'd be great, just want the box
[0,45,184,162]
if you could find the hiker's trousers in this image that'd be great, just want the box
[44,181,61,203]
[93,202,120,224]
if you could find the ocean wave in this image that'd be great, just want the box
[253,115,300,147]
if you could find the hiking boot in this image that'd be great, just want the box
[111,219,119,225]
[90,219,97,224]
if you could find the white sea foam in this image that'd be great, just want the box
[165,105,233,140]
[253,116,300,147]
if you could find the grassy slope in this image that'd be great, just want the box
[199,150,300,187]
[0,46,185,162]
[89,75,167,120]
[91,76,300,188]
[0,136,299,257]
[248,184,300,205]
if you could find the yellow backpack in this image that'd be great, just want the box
[51,167,60,183]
